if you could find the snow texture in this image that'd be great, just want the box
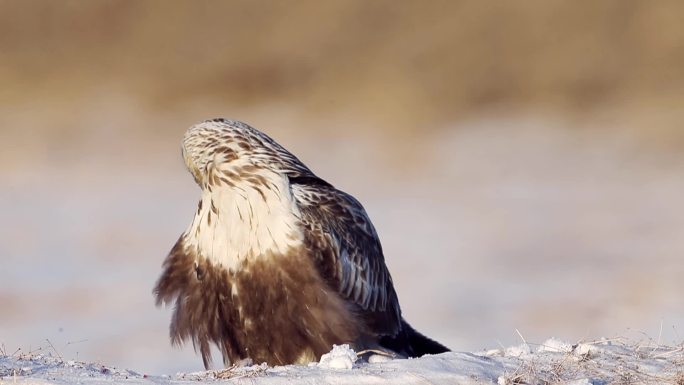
[2,339,683,384]
[317,344,357,369]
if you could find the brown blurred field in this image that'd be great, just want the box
[2,1,684,139]
[1,0,684,375]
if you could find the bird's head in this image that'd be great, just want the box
[181,118,308,188]
[181,119,256,186]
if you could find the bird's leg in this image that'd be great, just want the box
[232,357,254,367]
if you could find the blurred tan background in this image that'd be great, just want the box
[1,0,684,375]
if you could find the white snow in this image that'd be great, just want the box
[317,344,357,369]
[536,337,572,353]
[2,338,683,384]
[502,343,531,358]
[366,354,392,364]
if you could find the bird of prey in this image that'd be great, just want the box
[154,118,449,368]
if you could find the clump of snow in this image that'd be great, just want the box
[574,342,600,357]
[317,344,358,369]
[537,337,573,353]
[0,353,140,382]
[564,379,595,385]
[504,343,531,357]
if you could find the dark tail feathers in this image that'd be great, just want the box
[379,319,450,357]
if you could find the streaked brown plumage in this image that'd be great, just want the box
[154,118,449,368]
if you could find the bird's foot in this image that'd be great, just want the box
[356,348,398,363]
[214,358,262,379]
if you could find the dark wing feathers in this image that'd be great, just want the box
[289,175,402,336]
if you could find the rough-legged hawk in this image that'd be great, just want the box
[154,118,449,368]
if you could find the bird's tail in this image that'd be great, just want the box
[380,319,450,357]
[405,322,450,356]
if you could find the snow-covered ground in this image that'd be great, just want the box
[2,339,683,384]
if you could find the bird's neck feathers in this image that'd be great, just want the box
[181,165,304,272]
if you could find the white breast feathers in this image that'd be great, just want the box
[182,162,304,271]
